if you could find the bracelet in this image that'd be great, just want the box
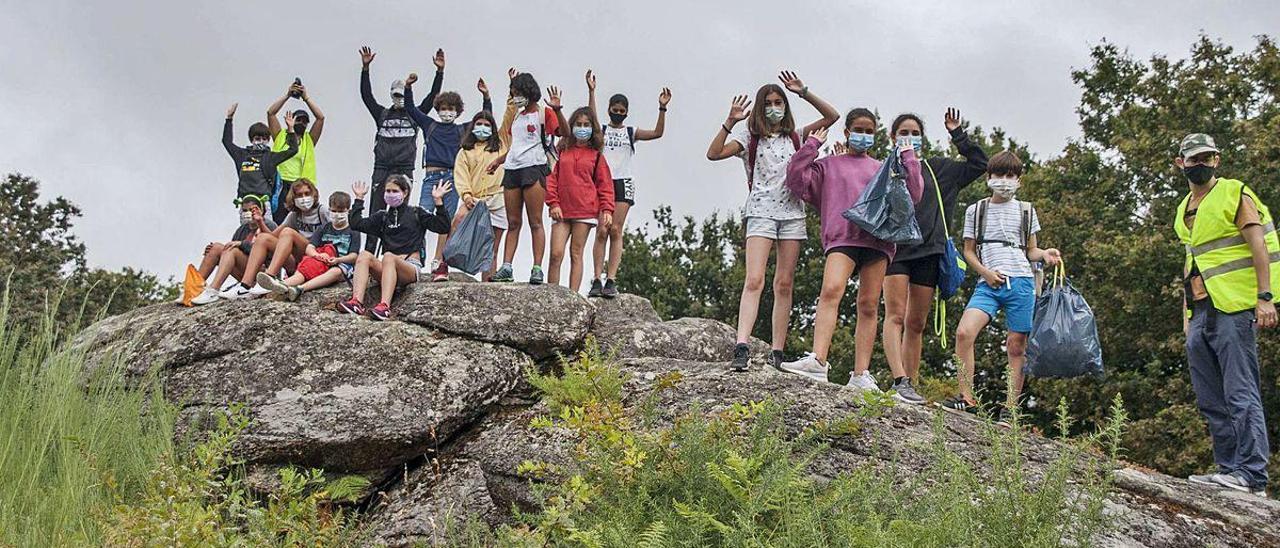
[799,86,809,98]
[721,124,732,134]
[551,105,563,111]
[659,106,668,112]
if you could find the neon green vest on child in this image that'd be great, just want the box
[1174,178,1280,314]
[273,130,316,183]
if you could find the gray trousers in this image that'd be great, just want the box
[1187,300,1270,488]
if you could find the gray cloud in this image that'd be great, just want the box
[2,0,1276,287]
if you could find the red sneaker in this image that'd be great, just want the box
[370,302,392,321]
[337,297,365,315]
[431,260,449,282]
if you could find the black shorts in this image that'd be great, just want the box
[502,164,551,189]
[826,246,888,276]
[886,254,942,288]
[613,178,635,205]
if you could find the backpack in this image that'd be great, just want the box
[975,198,1045,293]
[746,131,801,189]
[537,108,559,162]
[602,124,637,152]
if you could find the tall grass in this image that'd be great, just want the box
[0,296,176,546]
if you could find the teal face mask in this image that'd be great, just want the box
[573,126,593,141]
[847,132,874,152]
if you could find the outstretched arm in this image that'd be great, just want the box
[301,86,325,144]
[636,87,672,141]
[418,48,446,112]
[403,75,434,129]
[586,69,597,118]
[359,46,384,121]
[477,78,493,113]
[778,71,839,137]
[222,103,244,159]
[943,108,989,189]
[266,85,292,135]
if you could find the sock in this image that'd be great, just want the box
[241,281,252,290]
[894,376,907,385]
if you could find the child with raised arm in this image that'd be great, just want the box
[546,106,615,292]
[222,103,298,220]
[265,80,326,224]
[341,175,452,321]
[223,179,331,299]
[191,196,277,305]
[583,69,671,298]
[358,46,421,252]
[705,71,840,372]
[257,191,362,301]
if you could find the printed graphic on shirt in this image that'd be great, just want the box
[378,116,417,139]
[602,125,636,180]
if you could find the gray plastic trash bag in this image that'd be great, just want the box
[1024,265,1103,378]
[841,151,923,245]
[442,201,494,275]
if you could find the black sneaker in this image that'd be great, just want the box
[729,343,750,372]
[602,279,619,299]
[588,279,603,297]
[941,395,978,414]
[769,350,786,371]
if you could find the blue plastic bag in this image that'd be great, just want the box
[1024,263,1104,378]
[442,201,495,275]
[842,151,923,245]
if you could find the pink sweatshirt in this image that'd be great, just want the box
[785,136,924,259]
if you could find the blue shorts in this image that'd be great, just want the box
[966,277,1036,333]
[420,169,458,215]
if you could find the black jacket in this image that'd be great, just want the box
[223,120,298,198]
[893,127,989,263]
[350,198,451,256]
[361,69,432,169]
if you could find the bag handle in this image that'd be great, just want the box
[923,160,950,236]
[1049,259,1066,290]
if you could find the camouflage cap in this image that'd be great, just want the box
[1179,133,1219,160]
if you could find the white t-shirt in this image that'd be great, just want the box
[504,107,555,170]
[962,199,1040,278]
[729,126,805,220]
[281,204,334,240]
[601,125,635,180]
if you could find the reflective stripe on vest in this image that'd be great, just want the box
[1190,222,1276,256]
[1200,250,1280,280]
[1174,178,1280,313]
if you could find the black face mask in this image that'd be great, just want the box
[608,112,627,125]
[294,123,308,136]
[1184,164,1216,185]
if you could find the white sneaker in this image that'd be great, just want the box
[218,285,252,300]
[846,371,882,393]
[191,287,220,306]
[779,353,829,383]
[248,285,271,297]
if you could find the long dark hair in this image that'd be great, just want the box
[558,107,603,151]
[747,83,794,137]
[462,110,501,153]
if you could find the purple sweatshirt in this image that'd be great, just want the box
[785,136,924,259]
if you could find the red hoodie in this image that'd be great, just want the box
[546,145,615,219]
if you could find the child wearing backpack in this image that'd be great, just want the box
[191,196,278,305]
[583,70,672,298]
[256,191,362,301]
[341,175,452,321]
[944,151,1062,419]
[705,71,840,372]
[546,106,615,292]
[490,70,568,284]
[222,104,298,221]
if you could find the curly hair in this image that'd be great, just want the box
[434,91,463,112]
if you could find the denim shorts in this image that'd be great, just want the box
[421,169,458,215]
[966,277,1036,333]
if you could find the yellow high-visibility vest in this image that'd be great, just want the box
[1174,178,1280,313]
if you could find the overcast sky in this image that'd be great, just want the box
[2,1,1277,289]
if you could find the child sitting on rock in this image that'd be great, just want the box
[341,175,452,320]
[191,196,278,305]
[256,191,362,301]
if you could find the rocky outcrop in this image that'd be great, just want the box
[71,282,1280,547]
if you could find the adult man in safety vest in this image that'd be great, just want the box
[1174,133,1277,497]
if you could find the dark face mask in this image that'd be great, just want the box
[1184,164,1215,185]
[608,112,627,125]
[294,123,308,136]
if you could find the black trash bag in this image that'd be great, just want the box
[841,151,923,245]
[442,201,495,275]
[1024,264,1103,378]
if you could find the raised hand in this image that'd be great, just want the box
[477,78,489,96]
[546,86,562,109]
[432,180,453,201]
[831,142,850,156]
[778,70,805,95]
[809,126,828,142]
[226,103,238,119]
[359,46,376,67]
[352,181,369,199]
[658,87,672,106]
[284,110,296,132]
[585,69,596,92]
[406,72,418,86]
[508,67,518,81]
[944,107,962,132]
[727,95,752,123]
[433,49,446,70]
[297,83,309,101]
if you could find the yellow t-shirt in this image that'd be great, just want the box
[273,130,316,182]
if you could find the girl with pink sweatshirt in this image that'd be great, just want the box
[778,108,925,404]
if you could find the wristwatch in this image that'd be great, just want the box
[1259,291,1274,302]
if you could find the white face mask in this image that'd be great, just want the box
[987,177,1020,199]
[764,106,786,123]
[512,96,529,109]
[332,212,349,228]
[295,196,315,210]
[438,110,458,123]
[240,210,255,225]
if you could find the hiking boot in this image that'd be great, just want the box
[588,279,604,297]
[780,353,829,383]
[529,265,544,285]
[891,377,926,405]
[729,343,750,372]
[219,284,253,300]
[492,263,514,282]
[337,297,365,315]
[285,286,303,302]
[941,395,978,414]
[769,350,786,371]
[431,260,450,282]
[369,302,392,321]
[846,371,882,393]
[602,278,619,298]
[190,287,220,306]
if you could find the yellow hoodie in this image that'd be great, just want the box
[453,132,510,200]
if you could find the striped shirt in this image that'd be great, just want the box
[963,199,1040,278]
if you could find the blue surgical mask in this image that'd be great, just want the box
[847,132,874,152]
[573,126,593,141]
[897,135,923,152]
[472,125,493,140]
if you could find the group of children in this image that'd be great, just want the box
[188,47,670,320]
[705,75,1061,418]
